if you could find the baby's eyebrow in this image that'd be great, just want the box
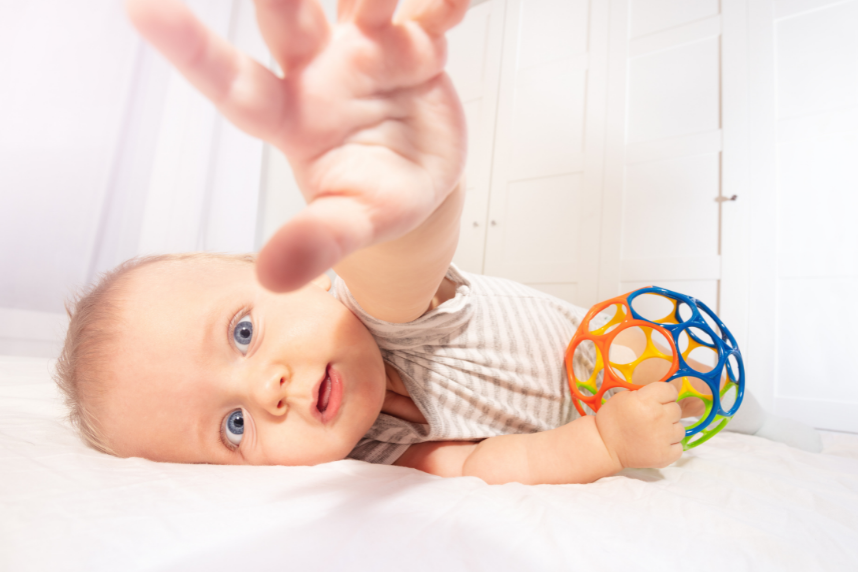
[200,296,233,355]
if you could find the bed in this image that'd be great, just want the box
[2,354,857,571]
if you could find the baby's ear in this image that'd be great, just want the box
[310,273,332,292]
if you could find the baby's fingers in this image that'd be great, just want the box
[673,422,687,444]
[338,0,400,28]
[127,0,285,141]
[639,380,679,404]
[396,0,470,35]
[666,401,682,423]
[663,442,684,466]
[257,195,374,292]
[253,0,330,72]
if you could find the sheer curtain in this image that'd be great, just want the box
[0,0,269,356]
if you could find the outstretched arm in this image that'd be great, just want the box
[127,0,468,320]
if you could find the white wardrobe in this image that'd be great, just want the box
[446,0,726,311]
[744,0,858,433]
[438,0,858,432]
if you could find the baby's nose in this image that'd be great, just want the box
[272,376,286,408]
[254,370,291,415]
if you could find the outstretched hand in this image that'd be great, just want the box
[127,0,468,291]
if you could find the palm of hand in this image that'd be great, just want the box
[276,21,466,242]
[128,0,467,290]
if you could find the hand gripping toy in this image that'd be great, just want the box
[565,287,744,450]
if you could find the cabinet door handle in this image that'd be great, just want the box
[490,220,498,226]
[716,195,738,202]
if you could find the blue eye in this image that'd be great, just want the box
[232,316,253,354]
[223,409,244,447]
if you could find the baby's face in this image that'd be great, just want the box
[100,259,386,465]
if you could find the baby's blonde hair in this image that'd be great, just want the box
[54,252,254,455]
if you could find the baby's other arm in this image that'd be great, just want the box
[395,383,685,485]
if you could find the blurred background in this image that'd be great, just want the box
[0,0,856,432]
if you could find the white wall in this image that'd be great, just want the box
[0,0,269,357]
[0,1,144,316]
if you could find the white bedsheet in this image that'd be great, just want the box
[2,355,857,571]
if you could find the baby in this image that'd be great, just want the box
[55,0,820,485]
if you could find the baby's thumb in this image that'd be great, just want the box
[256,196,374,292]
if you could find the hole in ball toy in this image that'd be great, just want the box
[630,293,675,324]
[698,304,723,340]
[589,303,626,334]
[610,326,646,363]
[609,343,639,366]
[677,302,694,322]
[571,340,600,385]
[676,330,689,354]
[684,430,707,446]
[650,329,673,358]
[676,375,714,424]
[727,353,741,384]
[631,358,673,385]
[677,374,714,397]
[679,395,709,427]
[719,382,738,415]
[687,326,714,348]
[687,346,718,373]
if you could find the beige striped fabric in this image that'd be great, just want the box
[335,265,586,465]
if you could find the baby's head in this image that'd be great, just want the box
[55,253,386,465]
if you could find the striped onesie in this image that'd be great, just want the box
[334,264,587,465]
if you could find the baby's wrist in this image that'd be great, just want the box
[594,409,625,472]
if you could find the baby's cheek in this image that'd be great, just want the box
[328,305,370,342]
[276,429,360,466]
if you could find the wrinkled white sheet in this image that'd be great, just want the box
[2,355,857,571]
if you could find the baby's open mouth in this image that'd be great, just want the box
[317,365,332,413]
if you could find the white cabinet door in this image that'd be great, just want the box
[482,0,609,307]
[448,0,506,274]
[746,0,858,432]
[599,0,725,314]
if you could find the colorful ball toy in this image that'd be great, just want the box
[565,286,744,450]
